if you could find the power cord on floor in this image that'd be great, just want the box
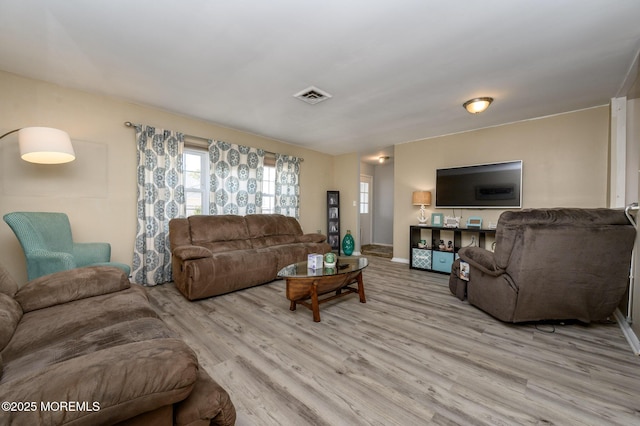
[534,318,616,334]
[534,324,556,333]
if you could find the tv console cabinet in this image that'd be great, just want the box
[409,225,496,274]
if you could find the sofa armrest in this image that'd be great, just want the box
[73,242,111,266]
[297,233,327,244]
[457,247,505,277]
[172,245,212,261]
[174,369,236,426]
[15,266,130,313]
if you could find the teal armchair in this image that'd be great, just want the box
[3,212,131,280]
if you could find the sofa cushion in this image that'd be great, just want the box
[246,214,296,248]
[2,285,155,364]
[15,266,130,313]
[189,215,250,245]
[245,214,279,238]
[278,216,304,236]
[0,293,22,352]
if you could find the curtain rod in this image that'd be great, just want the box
[124,121,303,161]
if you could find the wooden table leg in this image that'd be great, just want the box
[311,281,321,322]
[356,271,366,303]
[290,300,296,311]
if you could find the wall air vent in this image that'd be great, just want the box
[293,86,332,105]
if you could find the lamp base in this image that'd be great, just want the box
[417,205,428,224]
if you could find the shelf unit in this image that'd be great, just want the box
[327,191,340,254]
[409,225,496,274]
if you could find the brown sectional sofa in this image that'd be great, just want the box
[169,214,332,301]
[0,264,236,426]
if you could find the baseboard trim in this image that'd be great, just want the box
[614,308,640,356]
[392,257,409,264]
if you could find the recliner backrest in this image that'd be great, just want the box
[3,212,74,255]
[494,208,635,321]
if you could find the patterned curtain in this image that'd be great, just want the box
[275,154,301,219]
[208,140,264,215]
[132,125,185,285]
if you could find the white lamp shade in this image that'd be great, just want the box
[18,127,75,164]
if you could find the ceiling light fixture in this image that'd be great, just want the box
[463,97,494,114]
[378,156,390,163]
[0,127,75,164]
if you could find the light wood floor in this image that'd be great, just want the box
[146,257,640,426]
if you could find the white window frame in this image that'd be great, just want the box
[360,180,370,214]
[183,147,275,216]
[262,164,276,214]
[184,147,210,216]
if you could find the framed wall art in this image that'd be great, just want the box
[431,213,444,227]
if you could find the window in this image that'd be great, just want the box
[262,165,276,214]
[183,148,275,216]
[184,148,209,216]
[360,181,369,214]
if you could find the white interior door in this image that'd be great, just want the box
[360,175,373,246]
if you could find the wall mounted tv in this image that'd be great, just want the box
[435,160,522,208]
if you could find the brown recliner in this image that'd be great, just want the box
[449,208,636,323]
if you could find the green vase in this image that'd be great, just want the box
[342,230,354,256]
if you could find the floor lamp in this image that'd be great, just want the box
[0,127,75,164]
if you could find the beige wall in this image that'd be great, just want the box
[0,71,333,285]
[393,106,610,261]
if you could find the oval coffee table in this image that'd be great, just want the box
[277,257,368,322]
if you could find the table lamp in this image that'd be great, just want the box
[412,191,431,224]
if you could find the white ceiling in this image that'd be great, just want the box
[1,0,640,161]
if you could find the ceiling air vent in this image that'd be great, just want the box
[293,86,332,105]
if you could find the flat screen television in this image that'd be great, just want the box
[435,160,522,208]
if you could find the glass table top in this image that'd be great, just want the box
[277,256,368,278]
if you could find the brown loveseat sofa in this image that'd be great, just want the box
[0,264,236,426]
[169,214,332,301]
[449,208,636,323]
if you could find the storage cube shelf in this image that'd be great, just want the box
[409,225,495,274]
